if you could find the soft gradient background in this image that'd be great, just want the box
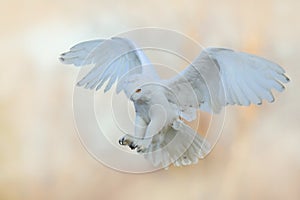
[1,0,299,199]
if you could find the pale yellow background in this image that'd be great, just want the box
[1,0,299,199]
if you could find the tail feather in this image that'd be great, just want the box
[141,120,210,168]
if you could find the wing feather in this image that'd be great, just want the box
[165,48,289,116]
[60,37,159,95]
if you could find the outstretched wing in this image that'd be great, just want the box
[165,48,290,118]
[59,37,159,95]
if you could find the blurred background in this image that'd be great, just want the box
[1,0,300,199]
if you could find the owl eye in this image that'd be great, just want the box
[135,88,142,93]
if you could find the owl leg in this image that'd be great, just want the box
[134,115,147,139]
[136,116,166,152]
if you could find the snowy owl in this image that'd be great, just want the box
[60,37,289,168]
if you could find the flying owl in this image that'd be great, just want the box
[60,37,289,168]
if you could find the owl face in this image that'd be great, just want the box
[130,86,152,102]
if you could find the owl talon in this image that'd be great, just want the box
[137,146,146,153]
[118,137,124,145]
[129,142,137,150]
[119,135,150,153]
[119,135,139,151]
[119,136,131,146]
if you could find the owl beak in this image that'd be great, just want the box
[130,93,137,101]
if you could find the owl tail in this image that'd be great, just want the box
[142,120,211,168]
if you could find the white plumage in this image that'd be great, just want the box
[60,37,289,168]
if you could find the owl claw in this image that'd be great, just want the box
[119,134,139,149]
[119,135,132,146]
[118,137,126,145]
[129,142,138,150]
[136,146,146,153]
[119,134,150,153]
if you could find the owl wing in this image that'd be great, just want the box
[59,37,159,96]
[165,48,290,119]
